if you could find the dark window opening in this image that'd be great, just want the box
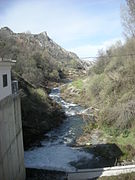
[3,74,8,87]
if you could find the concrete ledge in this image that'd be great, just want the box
[68,165,135,180]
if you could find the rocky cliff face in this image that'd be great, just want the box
[0,27,81,67]
[34,31,79,61]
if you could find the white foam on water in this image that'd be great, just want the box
[65,110,76,116]
[24,87,92,172]
[24,144,93,172]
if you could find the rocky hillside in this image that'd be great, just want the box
[0,27,83,87]
[0,27,80,62]
[0,27,84,149]
[61,38,135,161]
[12,72,65,149]
[79,59,95,70]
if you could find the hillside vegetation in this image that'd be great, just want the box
[84,39,135,131]
[0,27,83,87]
[61,38,135,161]
[0,27,83,149]
[12,72,65,149]
[61,0,135,163]
[62,38,135,129]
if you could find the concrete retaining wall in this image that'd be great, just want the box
[68,165,135,180]
[0,94,25,180]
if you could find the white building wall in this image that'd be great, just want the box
[0,66,12,101]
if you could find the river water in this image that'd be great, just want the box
[24,87,93,172]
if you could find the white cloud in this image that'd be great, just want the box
[68,38,124,58]
[0,0,122,44]
[0,0,124,58]
[0,1,103,40]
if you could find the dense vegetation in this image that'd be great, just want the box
[84,39,135,130]
[12,72,65,149]
[0,27,83,148]
[61,0,135,162]
[62,38,135,143]
[0,27,82,87]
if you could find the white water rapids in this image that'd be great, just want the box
[24,87,93,172]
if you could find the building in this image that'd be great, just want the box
[0,58,26,180]
[0,58,16,100]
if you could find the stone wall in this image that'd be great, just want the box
[0,94,25,180]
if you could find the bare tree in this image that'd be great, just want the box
[121,0,135,37]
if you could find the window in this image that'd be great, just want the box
[3,74,8,87]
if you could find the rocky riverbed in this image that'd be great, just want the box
[25,87,126,175]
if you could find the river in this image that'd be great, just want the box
[24,87,93,172]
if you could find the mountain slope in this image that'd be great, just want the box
[12,72,65,149]
[0,27,84,149]
[0,27,83,87]
[61,38,135,162]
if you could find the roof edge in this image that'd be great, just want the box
[0,58,16,65]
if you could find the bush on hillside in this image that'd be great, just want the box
[83,39,135,131]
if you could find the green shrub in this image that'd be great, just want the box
[122,129,130,138]
[84,122,98,133]
[72,79,83,90]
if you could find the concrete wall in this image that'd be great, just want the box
[0,94,25,180]
[68,165,135,180]
[0,66,12,101]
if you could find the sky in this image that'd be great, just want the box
[0,0,125,58]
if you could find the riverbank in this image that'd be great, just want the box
[25,85,135,179]
[99,172,135,180]
[25,87,124,172]
[15,73,66,150]
[60,81,135,165]
[22,86,65,150]
[24,87,94,172]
